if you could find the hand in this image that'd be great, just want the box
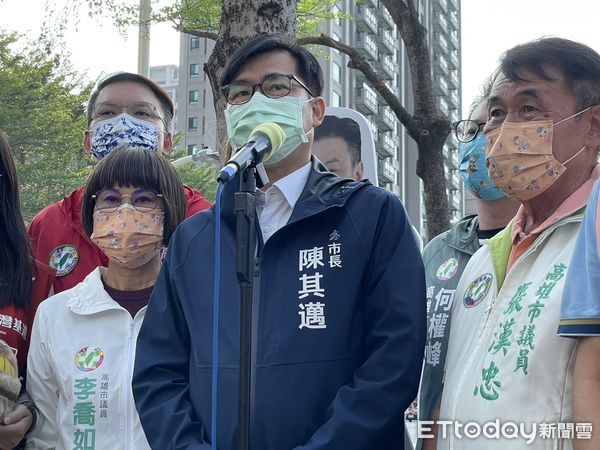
[0,404,32,449]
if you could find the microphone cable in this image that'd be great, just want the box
[211,181,224,450]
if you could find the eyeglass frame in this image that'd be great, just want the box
[221,73,316,105]
[453,119,486,143]
[91,188,164,212]
[91,102,167,130]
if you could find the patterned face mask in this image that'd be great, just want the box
[90,113,160,160]
[459,133,506,200]
[91,204,164,269]
[485,107,590,201]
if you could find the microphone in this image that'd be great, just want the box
[216,123,286,183]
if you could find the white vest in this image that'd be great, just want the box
[438,215,581,450]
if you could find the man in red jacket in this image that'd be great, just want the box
[28,72,211,293]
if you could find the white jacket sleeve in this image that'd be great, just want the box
[26,305,59,449]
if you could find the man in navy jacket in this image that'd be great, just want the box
[133,33,426,450]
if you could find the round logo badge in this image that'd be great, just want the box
[463,273,494,308]
[74,347,105,372]
[436,258,459,281]
[48,245,79,277]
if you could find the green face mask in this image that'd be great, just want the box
[224,92,313,166]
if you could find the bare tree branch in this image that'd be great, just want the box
[380,0,435,118]
[298,33,420,139]
[177,27,218,41]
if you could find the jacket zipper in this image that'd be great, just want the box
[125,319,135,450]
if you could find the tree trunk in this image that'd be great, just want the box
[415,119,451,240]
[205,0,297,157]
[380,0,451,239]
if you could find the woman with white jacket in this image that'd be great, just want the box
[26,148,187,449]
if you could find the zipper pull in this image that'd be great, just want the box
[484,299,496,313]
[254,257,261,277]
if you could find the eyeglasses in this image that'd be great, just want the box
[92,188,163,212]
[222,74,315,105]
[453,120,486,143]
[92,102,166,128]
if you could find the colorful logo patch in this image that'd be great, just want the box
[48,245,79,277]
[75,347,105,372]
[436,258,459,281]
[329,229,340,241]
[463,273,494,308]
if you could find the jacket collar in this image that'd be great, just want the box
[66,267,123,315]
[218,156,370,228]
[442,214,480,255]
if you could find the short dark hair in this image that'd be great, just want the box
[314,116,362,166]
[499,37,600,111]
[220,33,324,97]
[0,131,33,308]
[87,72,175,131]
[81,148,186,245]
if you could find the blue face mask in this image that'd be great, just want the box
[459,133,505,200]
[90,113,160,160]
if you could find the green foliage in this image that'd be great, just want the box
[169,149,218,202]
[0,30,94,221]
[75,0,344,38]
[297,0,350,38]
[156,0,222,35]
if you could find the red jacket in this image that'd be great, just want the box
[28,185,210,293]
[0,260,55,381]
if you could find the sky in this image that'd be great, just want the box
[2,0,600,116]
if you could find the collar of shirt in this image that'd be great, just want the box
[255,162,311,212]
[255,162,311,242]
[512,164,600,245]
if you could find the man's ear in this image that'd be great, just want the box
[83,130,92,154]
[161,132,173,156]
[584,105,600,150]
[354,161,364,181]
[310,97,326,128]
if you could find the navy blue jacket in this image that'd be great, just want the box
[133,158,426,449]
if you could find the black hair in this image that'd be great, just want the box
[500,37,600,111]
[220,33,324,97]
[81,148,186,245]
[0,131,34,308]
[314,116,362,166]
[87,72,175,131]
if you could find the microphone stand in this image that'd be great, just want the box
[234,161,268,450]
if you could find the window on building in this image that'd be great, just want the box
[189,90,199,104]
[333,3,343,26]
[190,37,200,49]
[332,62,342,83]
[188,117,198,131]
[187,144,198,155]
[190,63,200,77]
[332,91,341,107]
